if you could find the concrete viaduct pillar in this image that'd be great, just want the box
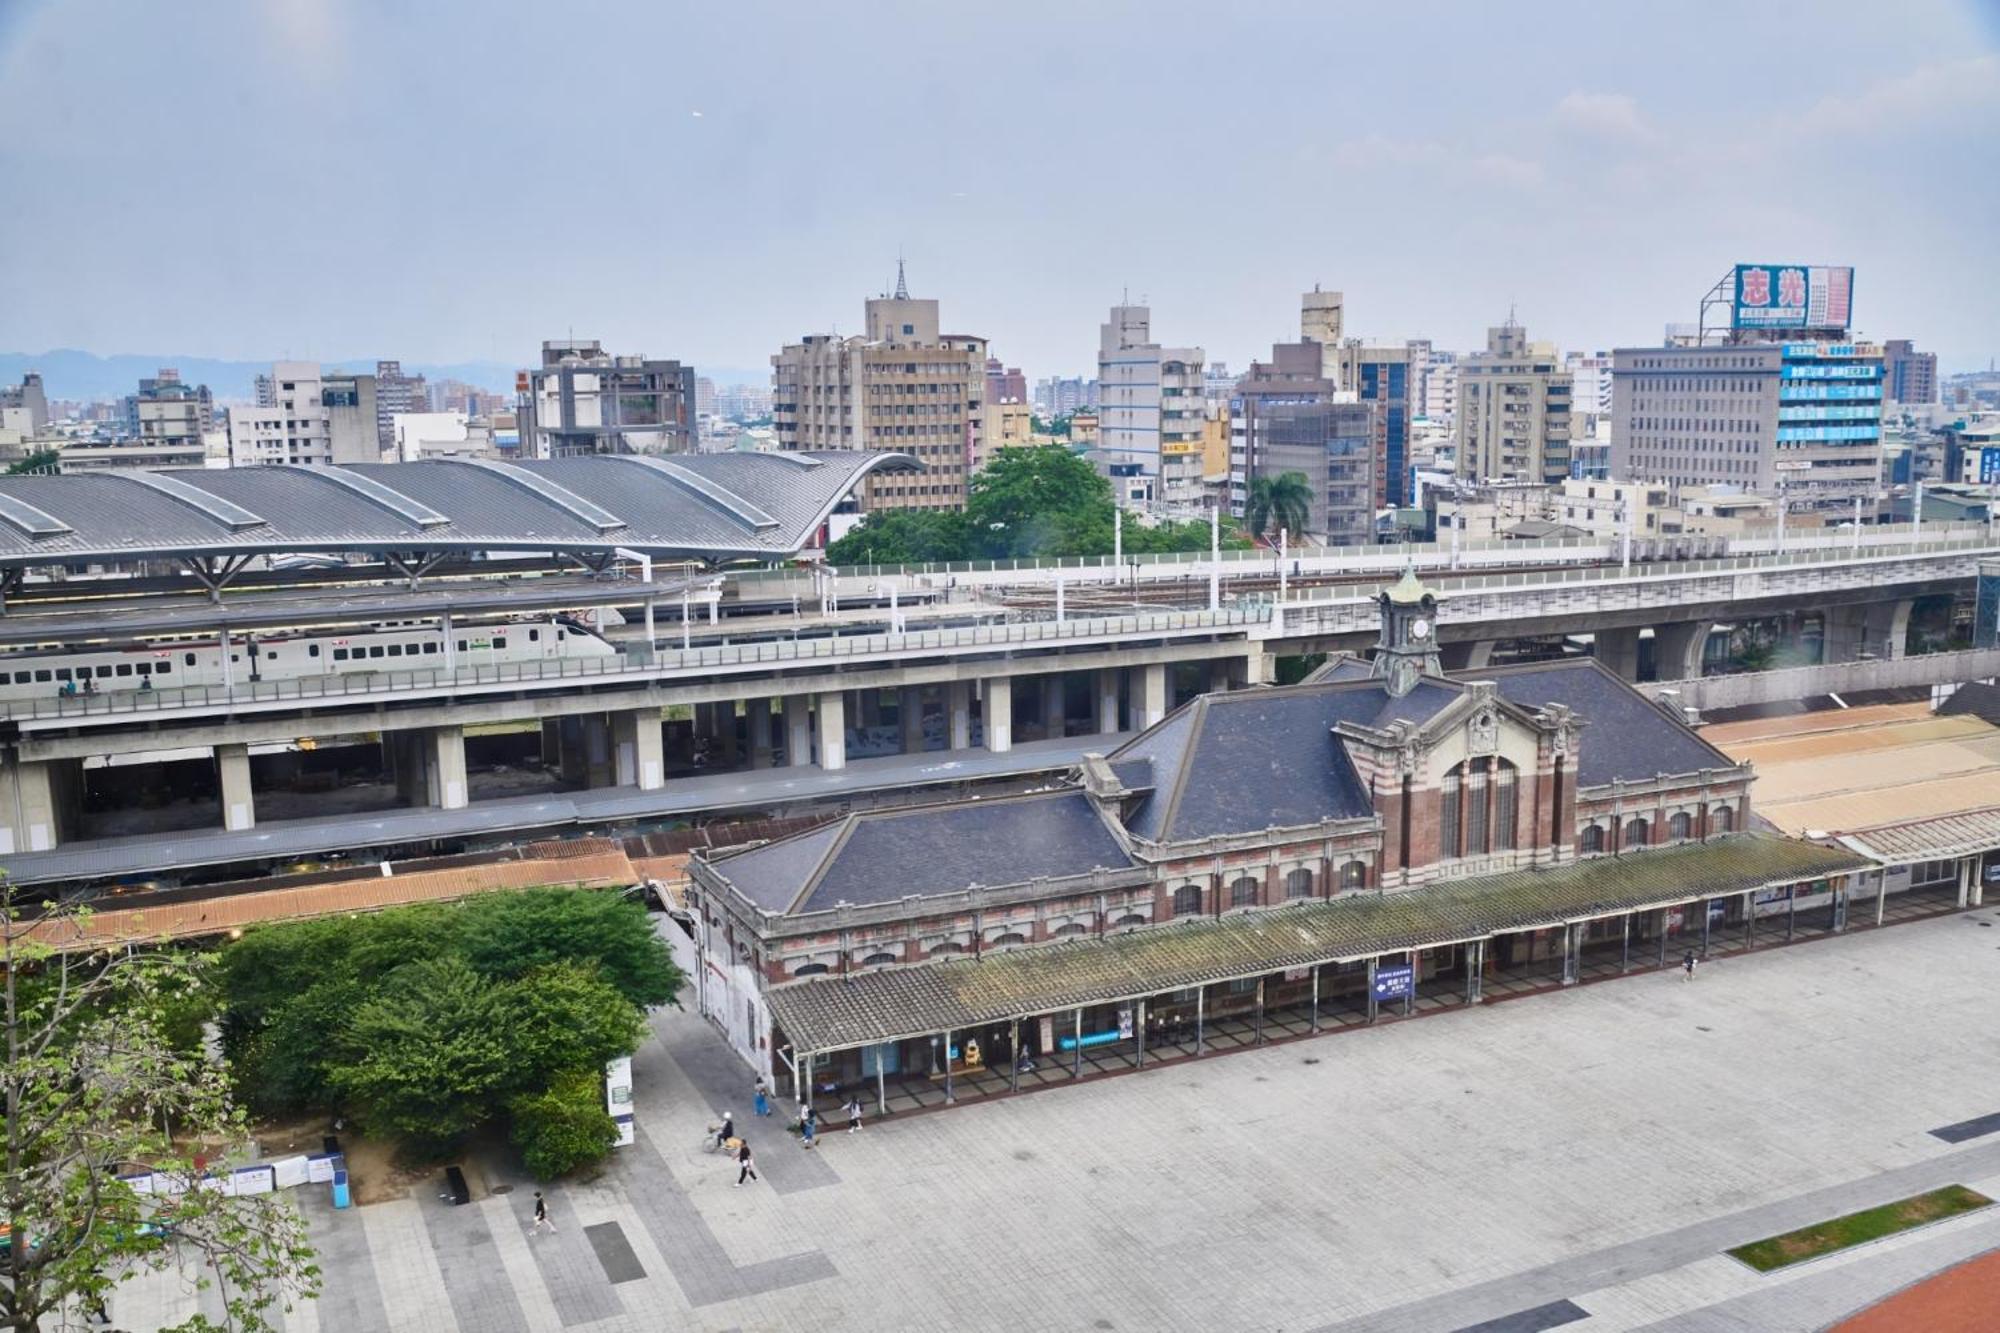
[216,742,254,831]
[1652,621,1716,683]
[582,713,616,788]
[1096,668,1122,734]
[1041,674,1065,740]
[816,691,847,770]
[0,756,71,854]
[1592,627,1643,682]
[785,695,813,768]
[1823,600,1912,665]
[900,686,926,754]
[984,678,1013,753]
[948,681,974,750]
[1134,663,1169,730]
[612,708,665,790]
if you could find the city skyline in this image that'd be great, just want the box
[2,1,1998,381]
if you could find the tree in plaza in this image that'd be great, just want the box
[1245,472,1313,543]
[452,887,683,1009]
[495,962,647,1091]
[509,1068,619,1181]
[0,882,318,1333]
[966,446,1117,559]
[327,957,512,1154]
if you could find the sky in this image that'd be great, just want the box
[2,0,1998,384]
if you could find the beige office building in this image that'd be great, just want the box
[1455,323,1573,485]
[771,268,985,511]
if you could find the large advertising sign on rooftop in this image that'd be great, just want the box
[1731,265,1854,331]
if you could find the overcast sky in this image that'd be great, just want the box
[3,0,1997,381]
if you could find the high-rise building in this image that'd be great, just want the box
[373,360,429,453]
[770,265,986,511]
[516,341,697,457]
[0,373,49,433]
[1454,323,1573,485]
[1096,304,1207,508]
[1202,362,1237,409]
[1564,351,1613,437]
[1611,341,1883,510]
[1882,339,1938,406]
[1230,341,1377,545]
[227,362,380,467]
[985,358,1027,406]
[125,369,216,457]
[1300,287,1344,379]
[1037,376,1096,416]
[1335,342,1416,507]
[1416,347,1457,424]
[695,376,718,418]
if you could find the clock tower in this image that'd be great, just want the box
[1371,568,1441,698]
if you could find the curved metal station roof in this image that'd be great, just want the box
[0,451,913,567]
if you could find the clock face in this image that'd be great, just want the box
[1411,618,1431,640]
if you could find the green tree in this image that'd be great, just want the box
[1245,472,1313,542]
[453,888,683,1009]
[497,963,646,1090]
[3,450,60,477]
[966,447,1115,558]
[823,507,972,566]
[1,883,318,1333]
[328,957,511,1153]
[509,1069,617,1181]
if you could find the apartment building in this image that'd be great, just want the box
[1096,304,1207,508]
[1455,323,1573,485]
[516,340,697,457]
[227,362,380,467]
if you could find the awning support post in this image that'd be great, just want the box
[1366,957,1380,1022]
[1009,1018,1022,1093]
[942,1029,954,1104]
[1195,988,1205,1055]
[1072,1008,1083,1080]
[1310,966,1320,1032]
[876,1048,887,1116]
[1135,1000,1147,1069]
[1254,978,1266,1045]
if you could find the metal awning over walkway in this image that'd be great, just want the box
[1838,807,2000,864]
[765,836,1869,1053]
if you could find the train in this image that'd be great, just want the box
[0,615,617,701]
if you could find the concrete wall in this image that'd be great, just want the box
[1638,647,2000,713]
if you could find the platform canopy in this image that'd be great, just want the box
[0,451,915,569]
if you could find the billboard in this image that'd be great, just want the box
[1731,265,1853,331]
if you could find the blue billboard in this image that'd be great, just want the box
[1731,265,1854,331]
[1372,962,1413,1003]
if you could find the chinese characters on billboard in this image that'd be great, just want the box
[1731,265,1854,331]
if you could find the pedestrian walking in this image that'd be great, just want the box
[735,1141,758,1187]
[1682,950,1698,982]
[799,1103,817,1150]
[844,1095,863,1134]
[531,1191,555,1235]
[753,1078,770,1117]
[715,1111,735,1151]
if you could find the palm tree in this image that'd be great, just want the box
[1246,472,1313,543]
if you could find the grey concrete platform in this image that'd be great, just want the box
[105,907,2000,1332]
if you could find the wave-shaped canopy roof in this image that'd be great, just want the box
[0,451,914,568]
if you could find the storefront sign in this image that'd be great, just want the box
[1708,899,1728,923]
[1372,963,1413,1002]
[1117,1007,1134,1039]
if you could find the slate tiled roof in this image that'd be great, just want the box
[1938,682,2000,726]
[1484,659,1736,787]
[1114,683,1416,843]
[706,791,1135,914]
[765,835,1867,1051]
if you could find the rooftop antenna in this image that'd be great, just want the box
[894,250,909,300]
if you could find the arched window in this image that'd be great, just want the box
[1111,913,1147,929]
[860,952,898,967]
[928,940,967,957]
[989,932,1027,948]
[1623,817,1650,848]
[1285,868,1314,899]
[1229,876,1260,909]
[1711,805,1734,834]
[1341,860,1367,889]
[792,962,830,977]
[1051,922,1090,938]
[1580,824,1605,853]
[1171,885,1202,916]
[1668,811,1692,841]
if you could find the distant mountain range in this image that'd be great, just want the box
[0,351,778,404]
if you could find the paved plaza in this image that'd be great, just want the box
[119,908,2000,1332]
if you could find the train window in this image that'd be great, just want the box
[333,648,348,661]
[308,644,320,657]
[528,629,540,642]
[54,668,71,681]
[155,662,171,674]
[114,664,131,677]
[493,636,507,650]
[457,640,467,651]
[557,630,566,641]
[422,642,438,655]
[33,670,50,683]
[387,644,403,657]
[13,671,28,684]
[185,653,196,666]
[96,666,112,678]
[136,663,151,675]
[369,646,384,659]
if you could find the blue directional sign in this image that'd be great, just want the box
[1372,963,1413,1002]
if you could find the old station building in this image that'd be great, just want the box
[687,574,1918,1114]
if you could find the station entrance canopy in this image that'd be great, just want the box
[0,452,915,572]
